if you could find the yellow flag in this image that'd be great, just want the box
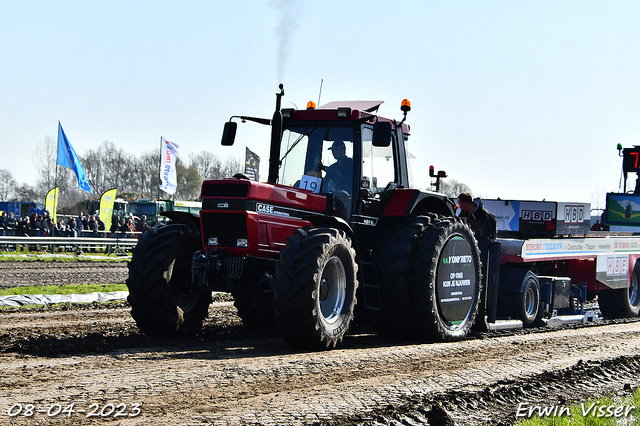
[99,188,118,232]
[45,187,59,224]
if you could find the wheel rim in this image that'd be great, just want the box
[318,255,347,324]
[435,234,477,328]
[167,257,200,313]
[524,285,537,317]
[174,292,200,313]
[629,271,640,307]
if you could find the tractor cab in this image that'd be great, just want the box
[222,89,417,224]
[276,100,410,223]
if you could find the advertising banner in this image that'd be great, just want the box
[99,188,118,233]
[45,187,59,224]
[159,137,179,195]
[245,147,260,181]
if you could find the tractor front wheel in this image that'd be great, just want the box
[273,227,358,350]
[126,224,211,337]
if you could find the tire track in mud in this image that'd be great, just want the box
[1,260,640,425]
[341,356,640,425]
[1,304,640,425]
[0,261,129,288]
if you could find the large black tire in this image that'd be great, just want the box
[126,224,212,337]
[372,216,430,339]
[232,291,276,329]
[411,219,482,341]
[273,227,358,350]
[598,260,640,318]
[517,272,542,327]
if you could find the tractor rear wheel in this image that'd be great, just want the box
[598,260,640,318]
[372,216,430,339]
[273,227,358,350]
[126,224,211,337]
[411,219,482,341]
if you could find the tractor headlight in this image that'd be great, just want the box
[236,238,248,248]
[208,237,218,246]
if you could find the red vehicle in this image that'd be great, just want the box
[126,85,640,350]
[126,85,483,349]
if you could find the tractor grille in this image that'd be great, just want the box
[201,183,249,198]
[222,257,245,279]
[201,212,247,248]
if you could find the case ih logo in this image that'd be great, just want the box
[564,205,585,224]
[521,210,553,221]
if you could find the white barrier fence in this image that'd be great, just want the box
[0,235,138,255]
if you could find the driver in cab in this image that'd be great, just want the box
[326,140,353,194]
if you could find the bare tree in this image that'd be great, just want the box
[0,169,17,200]
[12,183,38,202]
[439,179,473,199]
[220,156,244,179]
[189,151,224,180]
[189,151,244,181]
[33,136,57,190]
[81,141,135,196]
[28,133,246,210]
[175,163,202,200]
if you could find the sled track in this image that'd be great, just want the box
[1,300,640,425]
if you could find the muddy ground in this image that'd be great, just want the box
[0,261,640,425]
[0,260,129,288]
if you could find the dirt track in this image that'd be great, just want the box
[0,260,129,288]
[1,260,640,425]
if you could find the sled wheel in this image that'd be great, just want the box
[518,273,542,327]
[599,260,640,318]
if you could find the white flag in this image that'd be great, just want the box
[159,137,179,195]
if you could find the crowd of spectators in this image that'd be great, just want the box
[108,213,168,238]
[0,210,169,239]
[0,210,59,238]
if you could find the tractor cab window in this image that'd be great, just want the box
[361,127,396,197]
[280,125,355,196]
[279,127,311,188]
[321,139,354,195]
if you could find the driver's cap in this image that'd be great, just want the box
[328,140,345,150]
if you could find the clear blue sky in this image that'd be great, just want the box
[2,1,639,208]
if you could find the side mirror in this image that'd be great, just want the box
[221,121,237,146]
[372,121,392,147]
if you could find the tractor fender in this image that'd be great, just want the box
[409,191,457,217]
[161,211,201,234]
[300,214,365,304]
[301,214,356,244]
[380,188,456,218]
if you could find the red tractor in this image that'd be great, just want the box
[126,85,483,350]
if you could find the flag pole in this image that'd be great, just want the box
[53,121,60,238]
[158,136,162,201]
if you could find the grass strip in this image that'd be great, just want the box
[0,253,129,262]
[515,388,639,425]
[0,284,128,297]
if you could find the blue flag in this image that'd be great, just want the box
[57,122,93,194]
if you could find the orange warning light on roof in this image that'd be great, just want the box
[401,99,411,112]
[307,101,316,110]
